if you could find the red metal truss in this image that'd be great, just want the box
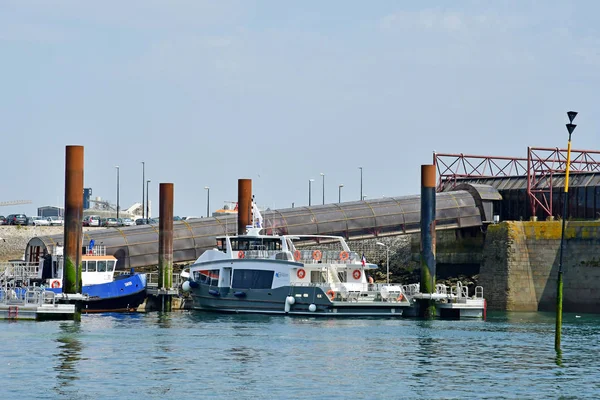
[527,147,600,217]
[434,152,528,191]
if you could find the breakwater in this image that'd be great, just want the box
[479,221,600,313]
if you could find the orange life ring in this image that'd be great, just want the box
[397,293,404,302]
[238,251,245,259]
[297,268,306,279]
[352,269,361,280]
[339,251,349,261]
[326,289,335,301]
[312,250,322,261]
[294,250,302,261]
[51,280,61,289]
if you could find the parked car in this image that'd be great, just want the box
[28,216,51,226]
[135,218,149,225]
[47,216,64,226]
[6,214,27,225]
[103,217,119,227]
[118,218,135,227]
[0,216,7,225]
[83,215,101,227]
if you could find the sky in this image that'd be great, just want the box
[1,0,599,217]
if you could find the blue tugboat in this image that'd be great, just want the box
[37,243,147,313]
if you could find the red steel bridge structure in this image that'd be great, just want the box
[434,148,600,218]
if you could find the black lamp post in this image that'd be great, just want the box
[141,161,145,219]
[146,180,151,220]
[359,166,363,200]
[321,172,325,205]
[204,186,210,218]
[338,184,343,203]
[115,166,120,219]
[309,179,314,206]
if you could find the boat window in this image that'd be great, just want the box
[87,260,97,272]
[337,271,347,281]
[107,260,116,272]
[194,269,219,286]
[310,270,326,283]
[216,239,226,252]
[232,269,274,289]
[97,261,107,273]
[230,239,282,251]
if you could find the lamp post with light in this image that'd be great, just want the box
[146,180,151,219]
[338,184,344,203]
[308,179,314,206]
[141,161,145,219]
[359,166,363,200]
[204,186,210,218]
[376,242,389,284]
[321,172,325,205]
[115,166,120,219]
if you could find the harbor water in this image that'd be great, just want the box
[1,311,598,399]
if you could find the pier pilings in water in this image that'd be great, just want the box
[419,164,437,318]
[63,145,84,321]
[158,183,174,312]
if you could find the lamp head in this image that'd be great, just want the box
[204,186,209,190]
[309,179,315,182]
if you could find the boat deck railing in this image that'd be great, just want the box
[290,282,484,303]
[0,262,40,285]
[0,286,58,306]
[145,272,186,289]
[235,249,362,265]
[291,282,409,303]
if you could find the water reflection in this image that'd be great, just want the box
[53,322,83,396]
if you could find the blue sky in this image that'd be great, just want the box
[1,0,599,217]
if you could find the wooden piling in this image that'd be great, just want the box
[158,183,174,312]
[419,164,437,318]
[63,145,84,321]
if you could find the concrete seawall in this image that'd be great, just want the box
[479,221,600,313]
[0,226,102,262]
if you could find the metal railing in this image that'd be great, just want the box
[145,272,186,289]
[0,262,40,284]
[0,287,57,306]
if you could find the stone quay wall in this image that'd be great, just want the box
[479,221,600,313]
[0,226,101,262]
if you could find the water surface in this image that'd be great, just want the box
[1,311,597,399]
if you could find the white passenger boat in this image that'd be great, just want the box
[182,204,485,318]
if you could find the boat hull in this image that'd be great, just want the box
[48,273,147,312]
[189,285,406,317]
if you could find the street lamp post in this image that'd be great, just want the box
[308,179,314,206]
[556,110,578,352]
[359,166,363,200]
[376,242,389,284]
[141,161,145,219]
[204,186,210,218]
[146,180,151,219]
[338,184,344,203]
[320,172,325,205]
[115,166,120,219]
